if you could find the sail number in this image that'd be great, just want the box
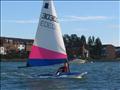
[40,13,58,29]
[41,13,58,23]
[40,20,54,29]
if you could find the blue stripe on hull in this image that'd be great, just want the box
[27,59,66,66]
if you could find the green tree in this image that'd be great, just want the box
[92,36,95,45]
[88,36,93,58]
[63,34,71,48]
[80,35,87,58]
[63,34,71,58]
[88,36,92,47]
[80,35,86,46]
[94,37,102,59]
[70,34,81,58]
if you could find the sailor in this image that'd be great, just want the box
[56,63,69,75]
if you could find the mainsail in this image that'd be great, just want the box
[27,0,67,66]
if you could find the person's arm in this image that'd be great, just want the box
[55,67,62,75]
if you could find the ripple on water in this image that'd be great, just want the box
[1,61,120,90]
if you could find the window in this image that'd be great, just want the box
[44,3,49,9]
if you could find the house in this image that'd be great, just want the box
[115,47,120,58]
[102,44,116,59]
[0,37,33,55]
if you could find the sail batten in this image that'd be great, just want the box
[27,0,67,66]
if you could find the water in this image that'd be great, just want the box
[1,61,120,90]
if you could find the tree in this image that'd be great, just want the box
[88,36,93,58]
[70,34,81,58]
[63,34,103,59]
[92,36,95,46]
[94,37,102,59]
[88,36,92,47]
[87,36,102,59]
[80,35,86,46]
[80,35,87,58]
[71,34,81,47]
[63,34,71,47]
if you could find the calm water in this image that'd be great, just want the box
[1,61,120,90]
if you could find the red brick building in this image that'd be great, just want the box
[102,45,116,59]
[0,37,33,55]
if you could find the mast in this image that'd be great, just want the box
[66,59,70,72]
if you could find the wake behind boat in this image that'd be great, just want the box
[24,0,87,78]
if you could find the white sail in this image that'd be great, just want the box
[34,0,66,54]
[27,0,67,66]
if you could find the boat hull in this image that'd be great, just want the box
[38,72,87,79]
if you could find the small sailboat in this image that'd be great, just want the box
[26,0,87,78]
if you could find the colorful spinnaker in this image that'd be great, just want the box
[27,0,67,66]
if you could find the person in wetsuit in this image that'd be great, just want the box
[56,63,69,75]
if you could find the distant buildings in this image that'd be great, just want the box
[102,45,116,59]
[115,47,120,58]
[0,37,120,60]
[0,37,33,55]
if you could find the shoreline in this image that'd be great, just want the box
[0,59,27,62]
[1,58,120,62]
[88,59,120,62]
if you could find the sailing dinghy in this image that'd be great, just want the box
[27,0,87,78]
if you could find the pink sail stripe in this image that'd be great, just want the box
[29,45,67,59]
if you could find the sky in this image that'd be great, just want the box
[1,1,120,46]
